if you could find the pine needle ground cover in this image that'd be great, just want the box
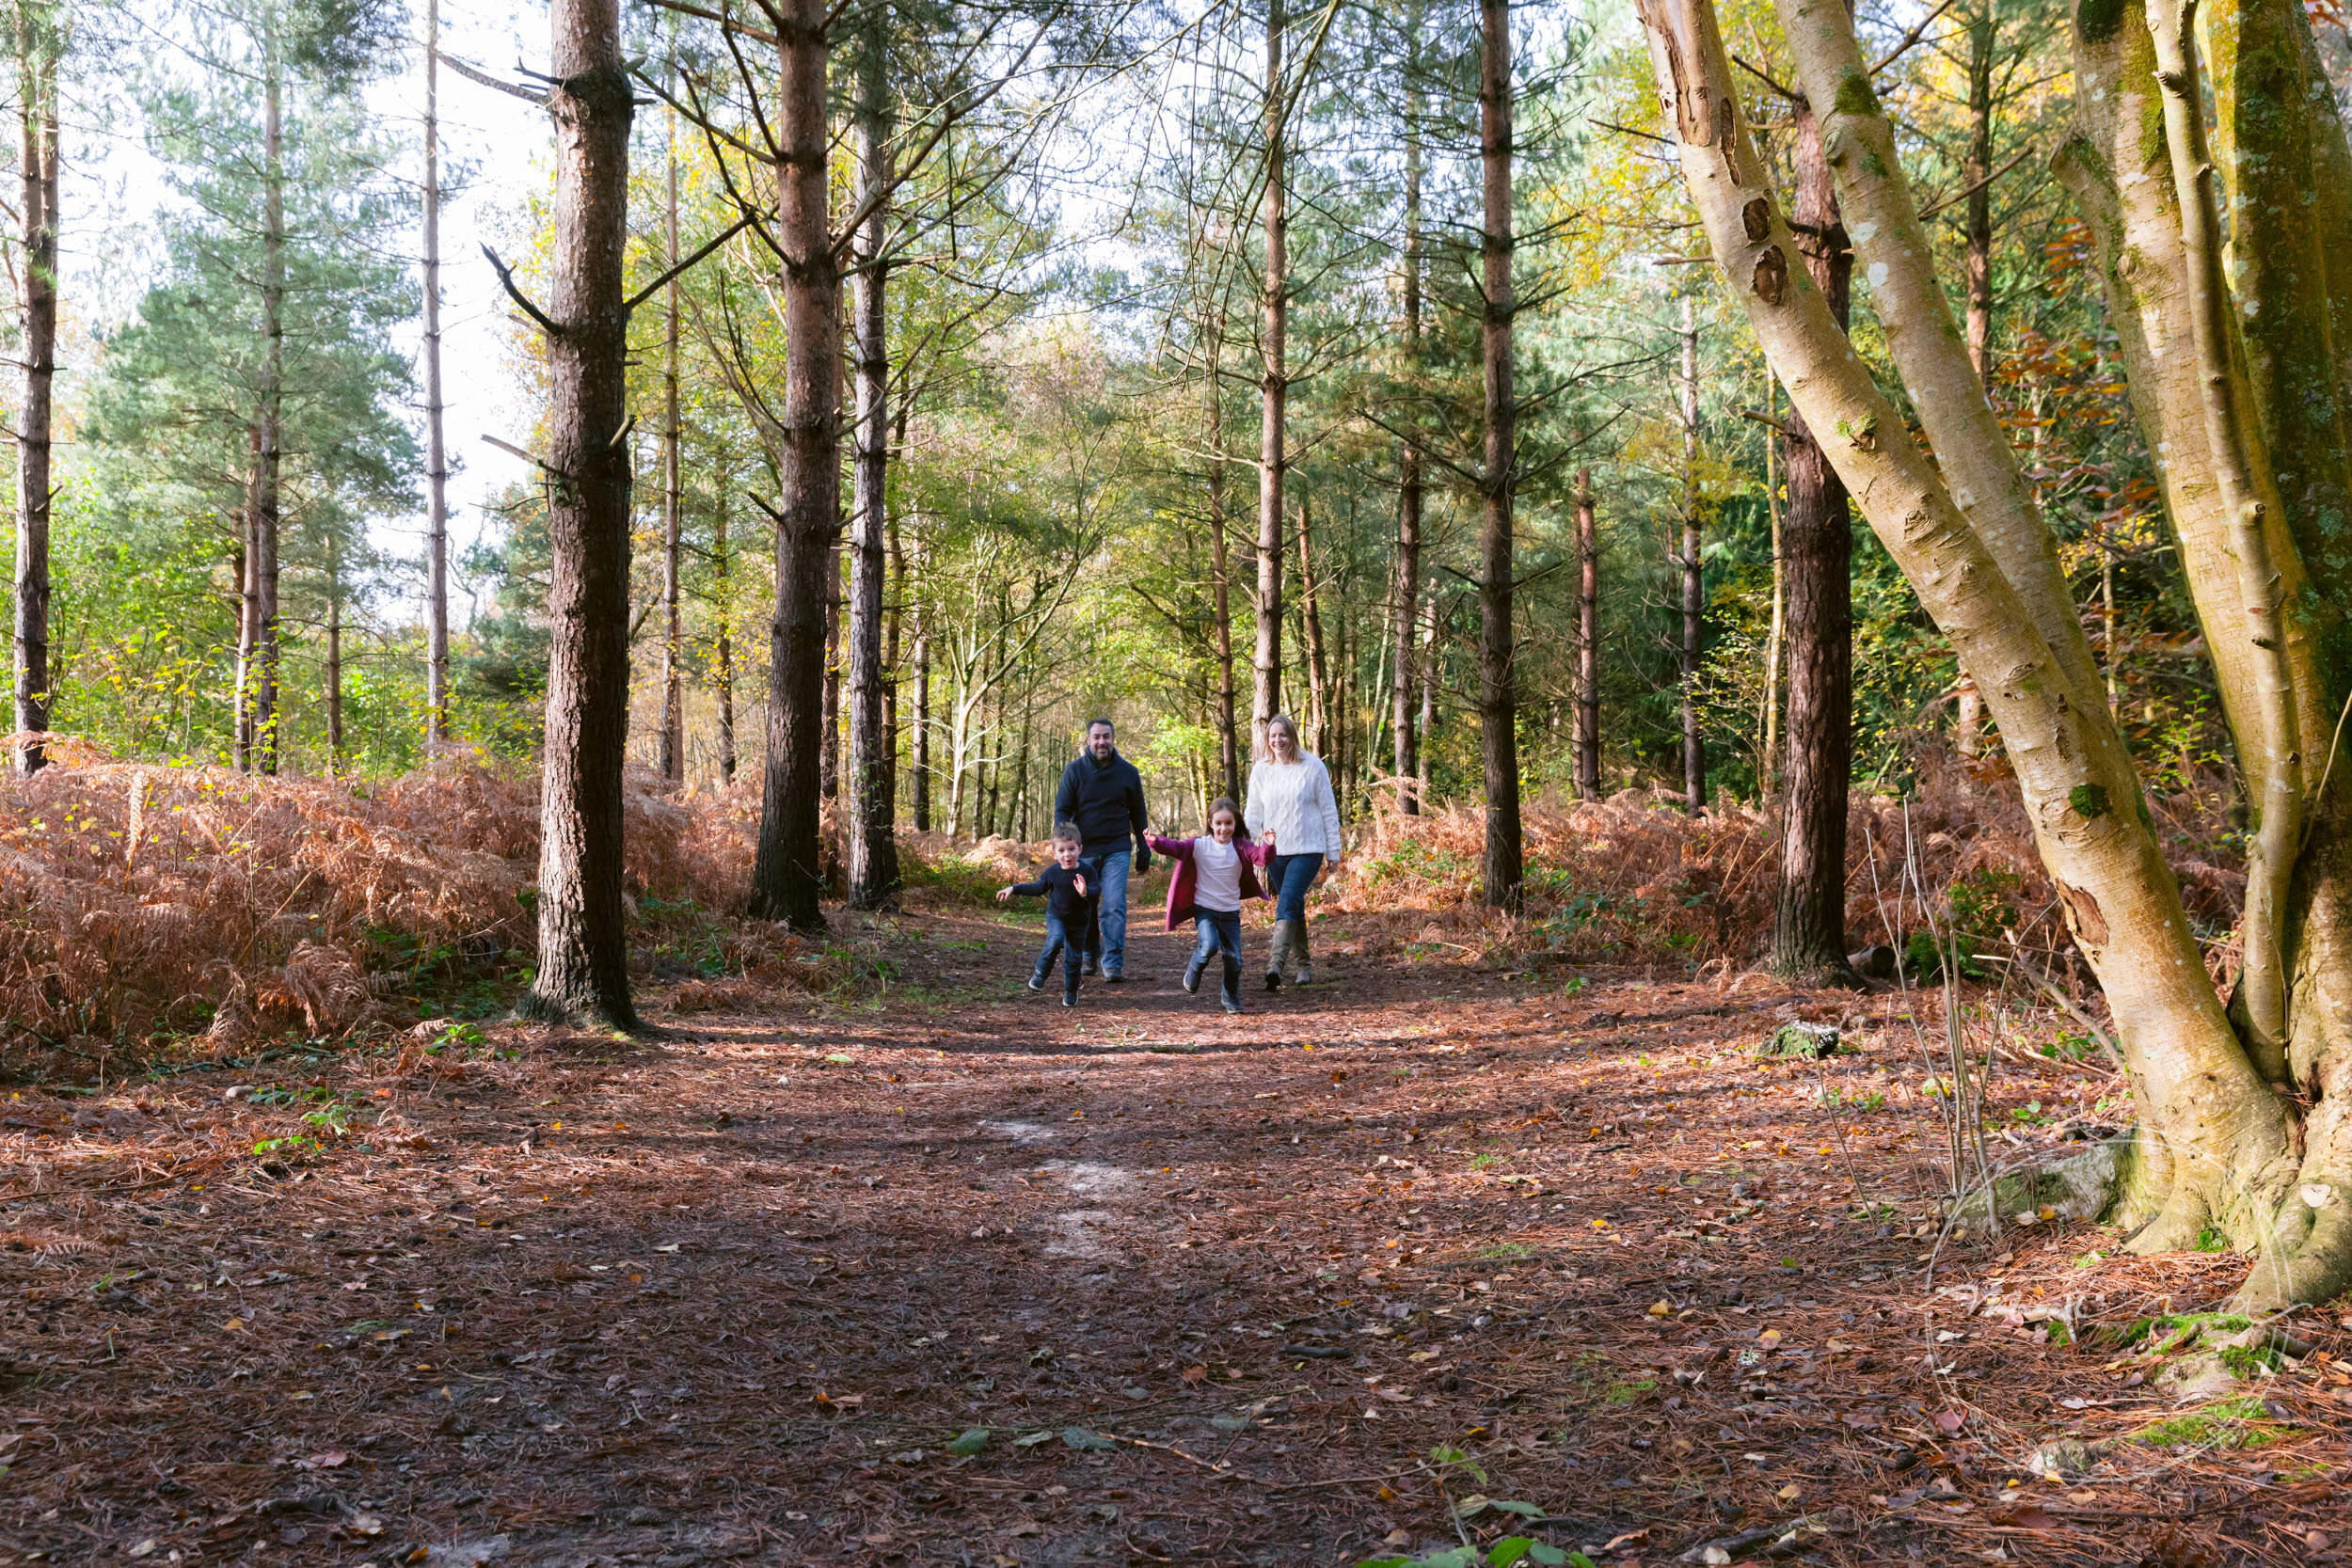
[0,763,2339,1565]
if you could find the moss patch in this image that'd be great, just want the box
[2077,0,2127,45]
[2134,1396,2291,1450]
[1833,69,1878,119]
[2070,783,2111,821]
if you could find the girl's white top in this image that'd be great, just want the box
[1191,835,1244,912]
[1244,752,1343,857]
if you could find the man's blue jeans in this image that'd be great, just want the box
[1079,847,1132,975]
[1031,912,1083,1003]
[1263,851,1325,924]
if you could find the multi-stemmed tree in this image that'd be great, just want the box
[1638,0,2352,1307]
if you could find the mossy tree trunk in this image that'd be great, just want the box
[1639,0,2352,1309]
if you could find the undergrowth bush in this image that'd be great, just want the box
[0,739,755,1072]
[1331,752,2243,983]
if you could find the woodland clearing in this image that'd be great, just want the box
[2,882,2344,1568]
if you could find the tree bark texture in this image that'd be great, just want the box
[1963,2,1994,377]
[12,2,56,776]
[246,48,286,775]
[1478,0,1522,911]
[1392,24,1423,811]
[715,480,736,784]
[659,104,685,784]
[522,0,638,1029]
[1206,341,1240,803]
[1253,0,1286,759]
[1298,496,1330,759]
[747,0,840,931]
[845,17,899,909]
[2054,0,2352,1305]
[1647,0,2326,1303]
[422,0,451,746]
[1770,94,1855,986]
[1574,469,1599,800]
[1677,290,1703,813]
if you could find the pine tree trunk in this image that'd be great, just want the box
[326,550,344,777]
[1206,338,1240,802]
[821,540,841,803]
[422,0,451,747]
[1770,94,1856,987]
[1761,375,1783,790]
[1478,0,1521,910]
[659,104,684,785]
[912,539,932,832]
[747,0,839,931]
[12,4,56,776]
[520,0,637,1029]
[715,480,736,784]
[1253,0,1286,757]
[1677,291,1703,813]
[1963,3,1994,375]
[1298,495,1330,759]
[845,17,899,909]
[1575,468,1599,800]
[1392,43,1423,814]
[1417,590,1438,805]
[250,45,285,776]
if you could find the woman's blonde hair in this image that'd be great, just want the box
[1263,713,1301,757]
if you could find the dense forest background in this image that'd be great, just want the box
[8,0,2254,846]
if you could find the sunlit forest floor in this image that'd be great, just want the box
[3,900,2347,1567]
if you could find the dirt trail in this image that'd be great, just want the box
[2,905,2347,1566]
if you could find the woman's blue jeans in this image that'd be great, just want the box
[1185,909,1245,1006]
[1263,852,1326,925]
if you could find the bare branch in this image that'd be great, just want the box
[436,48,548,104]
[480,244,564,337]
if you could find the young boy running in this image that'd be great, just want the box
[996,825,1098,1006]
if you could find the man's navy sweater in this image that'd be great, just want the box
[1054,751,1148,856]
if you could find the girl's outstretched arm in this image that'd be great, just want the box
[1146,832,1194,859]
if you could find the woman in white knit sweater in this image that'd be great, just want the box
[1244,713,1343,989]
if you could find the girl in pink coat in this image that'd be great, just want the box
[1147,799,1276,1014]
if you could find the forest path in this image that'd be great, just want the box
[2,903,2344,1567]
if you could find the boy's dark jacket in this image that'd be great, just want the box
[1054,749,1150,863]
[1006,863,1098,925]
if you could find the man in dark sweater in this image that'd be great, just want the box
[1053,718,1151,981]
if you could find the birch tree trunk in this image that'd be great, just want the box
[747,0,840,931]
[1770,93,1855,986]
[845,13,899,909]
[1645,0,2342,1305]
[521,0,638,1029]
[12,0,56,776]
[2052,0,2352,1305]
[1478,0,1522,910]
[1253,0,1287,760]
